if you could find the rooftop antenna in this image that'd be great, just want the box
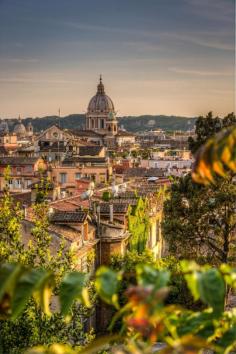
[57,108,61,164]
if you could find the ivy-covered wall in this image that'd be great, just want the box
[128,197,150,253]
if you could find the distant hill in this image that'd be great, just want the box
[119,115,196,132]
[5,114,196,133]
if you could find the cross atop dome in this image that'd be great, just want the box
[97,74,105,95]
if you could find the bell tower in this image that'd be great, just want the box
[106,111,118,135]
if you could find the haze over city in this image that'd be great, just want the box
[0,0,235,118]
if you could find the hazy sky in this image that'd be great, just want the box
[0,0,235,118]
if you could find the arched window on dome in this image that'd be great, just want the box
[101,119,104,129]
[91,119,94,129]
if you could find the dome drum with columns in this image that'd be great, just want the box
[86,76,118,135]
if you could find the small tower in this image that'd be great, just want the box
[26,122,34,137]
[106,111,118,135]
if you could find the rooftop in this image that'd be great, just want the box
[50,211,88,224]
[79,145,104,156]
[99,202,129,214]
[62,156,107,165]
[0,156,39,166]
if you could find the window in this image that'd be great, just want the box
[75,173,81,180]
[25,179,32,188]
[8,179,13,189]
[101,119,104,129]
[60,173,67,184]
[15,179,22,189]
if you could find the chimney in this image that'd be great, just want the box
[109,203,114,223]
[81,224,84,244]
[83,222,88,241]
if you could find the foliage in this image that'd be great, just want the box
[102,191,111,202]
[162,174,236,264]
[128,198,150,253]
[188,112,235,154]
[0,261,236,353]
[192,125,236,184]
[110,250,154,272]
[0,180,93,353]
[0,166,25,263]
[111,253,201,310]
[20,114,197,133]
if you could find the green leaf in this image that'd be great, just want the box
[181,262,226,312]
[177,311,214,337]
[220,264,236,288]
[11,268,53,319]
[217,324,236,350]
[180,260,200,301]
[198,269,225,314]
[59,271,90,316]
[183,271,201,301]
[136,264,170,290]
[95,267,121,309]
[0,263,24,301]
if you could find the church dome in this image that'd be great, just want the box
[87,76,115,113]
[14,117,26,137]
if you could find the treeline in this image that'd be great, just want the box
[3,114,196,132]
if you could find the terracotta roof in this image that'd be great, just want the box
[11,191,32,206]
[0,156,39,166]
[39,142,67,152]
[50,195,89,212]
[145,168,165,177]
[124,168,164,178]
[99,203,129,214]
[110,198,137,206]
[71,129,105,138]
[79,145,104,156]
[62,156,107,165]
[50,211,88,224]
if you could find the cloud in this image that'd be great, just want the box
[184,0,234,23]
[169,67,232,76]
[0,77,80,84]
[61,20,234,51]
[162,32,234,51]
[1,58,40,63]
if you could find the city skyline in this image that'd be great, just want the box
[0,0,235,118]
